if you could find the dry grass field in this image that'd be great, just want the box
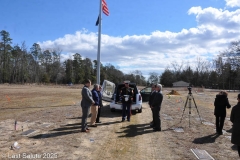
[0,84,240,160]
[0,84,83,120]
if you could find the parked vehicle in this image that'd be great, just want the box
[139,86,152,102]
[101,80,151,113]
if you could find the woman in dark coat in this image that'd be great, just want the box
[214,91,231,135]
[230,94,240,157]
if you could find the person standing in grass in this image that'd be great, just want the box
[81,79,95,132]
[230,93,240,157]
[149,84,156,127]
[214,91,231,135]
[120,80,133,122]
[151,84,163,132]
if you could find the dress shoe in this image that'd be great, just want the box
[121,119,125,122]
[150,124,155,128]
[153,128,161,132]
[217,131,223,135]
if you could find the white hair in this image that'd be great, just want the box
[94,84,99,89]
[156,84,162,93]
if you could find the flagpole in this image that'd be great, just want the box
[97,0,102,84]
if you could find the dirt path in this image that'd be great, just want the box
[93,103,175,160]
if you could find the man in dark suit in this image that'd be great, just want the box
[81,79,95,132]
[149,84,156,127]
[230,93,240,157]
[151,84,163,131]
[120,80,133,122]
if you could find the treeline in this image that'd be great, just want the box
[0,30,147,85]
[2,29,240,89]
[159,40,240,90]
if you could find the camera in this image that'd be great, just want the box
[187,86,192,94]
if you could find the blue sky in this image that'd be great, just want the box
[1,0,240,78]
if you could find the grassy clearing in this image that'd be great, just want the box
[0,85,83,120]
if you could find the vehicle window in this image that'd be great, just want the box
[141,87,152,93]
[101,80,116,102]
[104,83,114,95]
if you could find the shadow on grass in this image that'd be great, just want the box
[96,121,122,126]
[30,122,81,139]
[66,116,82,119]
[30,120,122,139]
[30,130,79,139]
[99,105,140,118]
[117,123,154,137]
[192,133,220,144]
[116,121,182,138]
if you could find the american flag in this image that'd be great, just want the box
[102,0,109,16]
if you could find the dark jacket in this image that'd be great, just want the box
[97,91,103,107]
[230,102,240,145]
[214,94,231,116]
[120,87,133,103]
[92,89,100,106]
[151,91,163,108]
[148,91,156,106]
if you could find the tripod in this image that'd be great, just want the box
[180,87,202,127]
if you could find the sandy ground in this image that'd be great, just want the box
[0,85,240,160]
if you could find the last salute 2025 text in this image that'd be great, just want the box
[2,152,58,159]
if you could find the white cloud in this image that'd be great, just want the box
[39,5,240,78]
[188,7,240,30]
[225,0,240,7]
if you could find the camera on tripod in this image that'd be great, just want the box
[180,85,202,127]
[187,86,192,94]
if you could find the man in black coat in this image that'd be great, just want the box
[214,91,231,135]
[151,84,163,131]
[230,93,240,157]
[149,84,156,127]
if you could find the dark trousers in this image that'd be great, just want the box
[96,106,101,122]
[81,106,90,131]
[151,108,155,125]
[122,103,131,120]
[215,115,225,133]
[153,107,161,129]
[238,145,240,157]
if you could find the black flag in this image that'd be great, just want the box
[95,16,99,26]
